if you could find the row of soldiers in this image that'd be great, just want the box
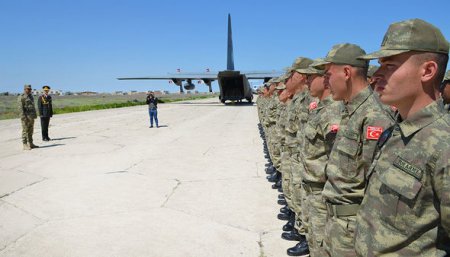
[256,18,450,257]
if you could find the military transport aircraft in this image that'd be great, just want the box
[117,14,282,104]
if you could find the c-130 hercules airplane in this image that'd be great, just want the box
[117,14,283,104]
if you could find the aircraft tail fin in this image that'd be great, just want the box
[227,13,235,71]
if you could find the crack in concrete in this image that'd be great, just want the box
[163,206,256,234]
[0,219,49,253]
[257,232,267,257]
[160,179,181,207]
[0,178,47,199]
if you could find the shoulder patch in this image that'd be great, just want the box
[366,126,383,140]
[309,101,318,111]
[330,124,339,133]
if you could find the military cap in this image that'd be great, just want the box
[443,70,450,82]
[296,58,326,75]
[289,57,314,72]
[313,43,369,68]
[42,85,51,90]
[367,65,379,78]
[24,84,32,89]
[359,19,449,60]
[275,83,286,90]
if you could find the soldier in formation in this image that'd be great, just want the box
[256,18,448,257]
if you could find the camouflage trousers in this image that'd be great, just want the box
[270,142,282,170]
[324,214,357,257]
[303,189,328,257]
[290,158,306,234]
[21,117,35,144]
[279,152,293,208]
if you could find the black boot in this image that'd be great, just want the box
[277,210,291,220]
[287,239,309,256]
[280,205,290,213]
[282,229,304,241]
[277,198,287,205]
[278,194,285,200]
[265,166,276,174]
[267,172,280,182]
[272,179,282,189]
[282,213,295,231]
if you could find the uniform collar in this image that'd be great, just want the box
[319,95,333,107]
[344,86,372,116]
[397,101,445,138]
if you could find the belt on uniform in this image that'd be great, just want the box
[302,182,325,193]
[326,202,360,217]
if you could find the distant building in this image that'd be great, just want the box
[79,91,98,96]
[32,89,63,96]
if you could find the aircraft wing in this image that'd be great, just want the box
[242,70,285,79]
[117,73,218,80]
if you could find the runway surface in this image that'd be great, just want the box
[0,97,292,257]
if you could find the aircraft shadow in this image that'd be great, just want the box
[50,137,76,141]
[39,143,65,149]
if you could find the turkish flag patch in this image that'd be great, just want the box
[366,126,383,140]
[330,124,339,133]
[309,101,318,110]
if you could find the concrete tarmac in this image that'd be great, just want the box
[0,98,293,257]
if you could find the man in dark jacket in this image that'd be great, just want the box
[38,85,53,141]
[146,91,159,128]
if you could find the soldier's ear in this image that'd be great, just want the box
[343,66,352,81]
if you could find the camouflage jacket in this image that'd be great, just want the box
[18,93,37,119]
[274,102,288,148]
[322,86,394,204]
[294,91,316,161]
[355,101,450,256]
[284,91,308,149]
[300,96,341,184]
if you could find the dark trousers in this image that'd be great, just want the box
[40,117,50,139]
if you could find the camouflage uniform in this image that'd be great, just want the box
[18,90,37,145]
[280,58,314,211]
[321,86,393,256]
[355,102,450,256]
[266,94,282,168]
[291,90,315,233]
[354,19,450,256]
[280,91,305,209]
[300,96,341,256]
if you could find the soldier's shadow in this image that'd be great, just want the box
[39,143,65,148]
[50,137,76,141]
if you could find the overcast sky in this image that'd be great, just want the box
[1,0,449,93]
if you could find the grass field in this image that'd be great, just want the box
[0,93,218,120]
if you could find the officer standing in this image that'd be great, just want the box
[18,84,39,150]
[146,91,159,128]
[354,19,450,256]
[38,85,53,141]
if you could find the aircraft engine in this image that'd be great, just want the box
[183,82,195,90]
